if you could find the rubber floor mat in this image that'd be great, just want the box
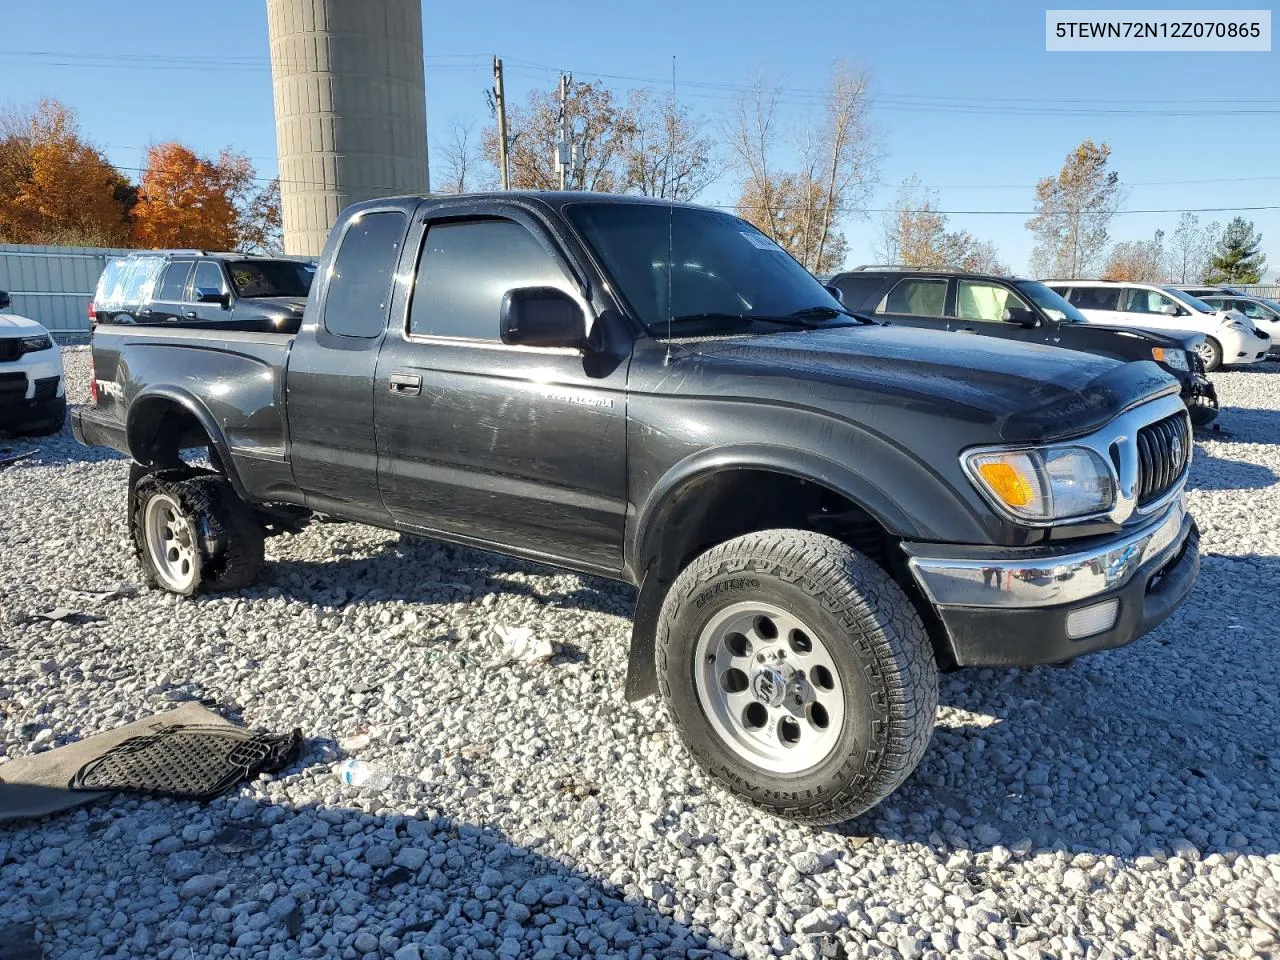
[70,725,302,801]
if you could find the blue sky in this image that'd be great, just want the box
[2,0,1277,273]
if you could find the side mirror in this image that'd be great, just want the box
[501,287,587,348]
[0,290,10,310]
[823,283,845,305]
[1160,303,1179,316]
[1002,306,1039,328]
[196,288,230,308]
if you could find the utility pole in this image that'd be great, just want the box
[493,56,510,190]
[556,72,572,190]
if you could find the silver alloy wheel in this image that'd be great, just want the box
[694,601,846,775]
[142,492,199,593]
[1194,340,1217,366]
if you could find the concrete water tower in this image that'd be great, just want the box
[267,0,429,256]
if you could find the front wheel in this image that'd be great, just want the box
[1195,336,1223,372]
[656,529,939,825]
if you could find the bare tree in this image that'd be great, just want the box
[1166,212,1219,283]
[621,90,716,201]
[433,117,493,194]
[729,64,880,274]
[1102,230,1166,282]
[876,175,1007,272]
[1026,139,1123,278]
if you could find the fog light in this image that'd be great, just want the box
[1066,599,1119,640]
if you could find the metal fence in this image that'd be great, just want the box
[1239,285,1280,300]
[0,244,133,338]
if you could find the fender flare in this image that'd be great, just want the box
[126,387,251,502]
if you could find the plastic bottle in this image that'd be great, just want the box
[338,759,393,790]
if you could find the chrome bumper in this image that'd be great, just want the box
[907,496,1190,609]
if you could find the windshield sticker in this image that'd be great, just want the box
[741,231,780,252]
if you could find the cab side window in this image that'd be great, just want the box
[408,218,574,340]
[322,211,407,338]
[875,278,947,317]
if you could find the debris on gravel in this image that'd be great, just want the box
[1,347,1277,958]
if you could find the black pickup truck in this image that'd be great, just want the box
[75,193,1201,824]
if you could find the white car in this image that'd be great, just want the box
[1044,280,1271,371]
[0,290,66,437]
[1197,293,1280,359]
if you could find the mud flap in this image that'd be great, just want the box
[623,567,668,702]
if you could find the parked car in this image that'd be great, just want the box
[828,267,1218,424]
[1197,293,1280,358]
[75,193,1200,824]
[91,251,315,334]
[0,290,66,436]
[1174,284,1246,298]
[1045,280,1270,371]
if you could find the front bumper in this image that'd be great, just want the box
[1184,375,1218,424]
[905,498,1199,667]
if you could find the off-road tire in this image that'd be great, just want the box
[131,470,265,596]
[656,529,938,825]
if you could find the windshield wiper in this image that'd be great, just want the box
[667,308,865,331]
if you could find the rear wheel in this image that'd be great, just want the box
[1195,336,1223,371]
[131,470,265,596]
[657,529,938,825]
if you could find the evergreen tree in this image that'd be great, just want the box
[1206,217,1266,284]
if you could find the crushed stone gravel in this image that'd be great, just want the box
[1,347,1277,959]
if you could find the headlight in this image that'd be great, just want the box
[1226,320,1250,333]
[1151,346,1188,371]
[965,446,1116,522]
[19,334,53,353]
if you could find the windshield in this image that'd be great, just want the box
[1161,286,1216,313]
[1014,280,1087,323]
[565,203,846,333]
[227,260,315,299]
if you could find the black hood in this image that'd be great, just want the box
[668,324,1180,443]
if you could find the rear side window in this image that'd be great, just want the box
[408,219,572,339]
[121,257,165,304]
[192,261,226,295]
[1066,287,1122,311]
[157,261,193,301]
[876,278,947,317]
[323,211,407,338]
[94,259,127,306]
[832,275,891,311]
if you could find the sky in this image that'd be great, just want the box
[2,0,1277,274]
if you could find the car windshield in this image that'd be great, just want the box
[565,202,851,333]
[226,260,315,298]
[1161,286,1216,313]
[1014,280,1086,323]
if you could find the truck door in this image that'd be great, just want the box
[287,208,410,525]
[374,206,628,572]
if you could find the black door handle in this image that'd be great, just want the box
[389,373,422,397]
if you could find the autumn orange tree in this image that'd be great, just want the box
[0,99,131,245]
[131,143,281,252]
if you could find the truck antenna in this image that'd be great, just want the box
[664,55,676,365]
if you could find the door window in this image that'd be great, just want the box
[1124,288,1178,314]
[157,261,193,301]
[954,281,1031,323]
[408,219,574,340]
[1238,300,1277,320]
[191,261,226,298]
[322,211,407,338]
[1066,287,1122,311]
[875,278,947,317]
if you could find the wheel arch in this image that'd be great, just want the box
[126,387,250,502]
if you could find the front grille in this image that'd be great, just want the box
[1136,412,1191,506]
[0,340,19,362]
[0,372,26,396]
[33,376,59,401]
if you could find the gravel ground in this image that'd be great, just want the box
[1,347,1277,960]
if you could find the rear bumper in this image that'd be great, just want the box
[906,498,1199,667]
[71,406,129,454]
